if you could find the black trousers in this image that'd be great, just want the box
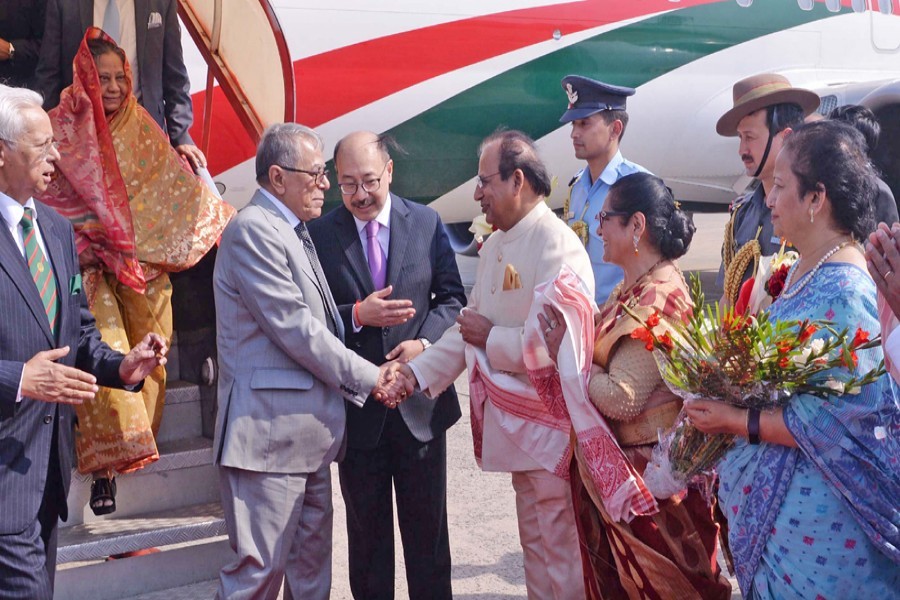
[339,409,452,600]
[0,419,63,600]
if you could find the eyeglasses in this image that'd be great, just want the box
[1,137,60,160]
[475,171,501,189]
[597,209,630,227]
[278,165,328,186]
[338,162,389,196]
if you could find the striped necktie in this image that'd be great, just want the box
[294,221,337,334]
[20,208,60,336]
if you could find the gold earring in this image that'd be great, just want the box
[809,208,814,224]
[633,235,640,255]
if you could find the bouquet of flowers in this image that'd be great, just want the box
[735,242,798,315]
[624,275,885,499]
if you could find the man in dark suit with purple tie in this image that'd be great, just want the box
[309,131,465,599]
[0,84,166,599]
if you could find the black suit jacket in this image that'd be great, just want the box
[0,0,46,89]
[309,195,465,449]
[34,0,194,146]
[0,201,126,534]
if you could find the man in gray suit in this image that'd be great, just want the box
[212,123,411,600]
[34,0,205,168]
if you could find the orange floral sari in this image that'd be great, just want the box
[42,28,234,474]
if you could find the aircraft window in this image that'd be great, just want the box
[797,0,815,10]
[851,0,867,12]
[825,0,842,11]
[736,0,753,7]
[876,0,893,14]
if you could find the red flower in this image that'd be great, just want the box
[658,332,675,353]
[766,264,790,298]
[851,328,870,348]
[645,311,661,329]
[630,327,655,351]
[798,322,818,343]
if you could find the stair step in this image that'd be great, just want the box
[58,501,226,564]
[66,437,219,526]
[157,379,203,443]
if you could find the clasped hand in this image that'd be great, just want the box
[372,362,416,409]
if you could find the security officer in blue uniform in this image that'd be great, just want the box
[559,74,648,305]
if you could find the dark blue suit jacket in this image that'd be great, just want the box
[309,195,465,449]
[0,201,125,534]
[34,0,195,146]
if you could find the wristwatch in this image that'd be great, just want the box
[418,338,431,350]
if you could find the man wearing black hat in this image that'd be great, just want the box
[716,73,819,306]
[559,74,649,305]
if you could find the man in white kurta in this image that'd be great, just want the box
[403,131,594,599]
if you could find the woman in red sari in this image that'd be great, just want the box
[41,28,234,515]
[542,173,731,599]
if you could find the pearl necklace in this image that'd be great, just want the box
[780,240,855,300]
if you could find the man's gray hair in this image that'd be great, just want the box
[256,123,324,185]
[0,84,44,145]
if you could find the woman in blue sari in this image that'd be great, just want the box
[685,120,900,599]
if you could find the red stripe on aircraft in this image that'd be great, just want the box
[191,0,716,175]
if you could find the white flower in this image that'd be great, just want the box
[771,250,798,270]
[469,214,492,244]
[793,338,826,367]
[844,383,862,395]
[824,379,844,392]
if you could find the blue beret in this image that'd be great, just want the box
[559,75,635,123]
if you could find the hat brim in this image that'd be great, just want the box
[716,89,820,136]
[559,107,607,123]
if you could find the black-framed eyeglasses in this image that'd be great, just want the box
[338,162,389,196]
[597,210,630,227]
[475,171,501,189]
[278,164,328,186]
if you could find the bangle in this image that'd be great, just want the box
[747,408,761,445]
[354,300,363,327]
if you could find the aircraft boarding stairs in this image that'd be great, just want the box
[55,261,232,600]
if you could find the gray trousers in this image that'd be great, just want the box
[216,464,333,600]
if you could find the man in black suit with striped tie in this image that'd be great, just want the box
[309,131,465,599]
[0,84,166,599]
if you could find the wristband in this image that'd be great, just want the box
[747,408,761,445]
[354,300,363,327]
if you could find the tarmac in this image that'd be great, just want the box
[123,213,740,599]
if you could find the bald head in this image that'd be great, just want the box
[335,130,394,221]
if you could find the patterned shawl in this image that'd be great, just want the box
[594,260,693,369]
[41,28,234,303]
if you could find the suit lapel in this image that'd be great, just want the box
[334,207,372,294]
[38,205,71,344]
[80,0,93,32]
[0,216,55,345]
[386,195,410,288]
[134,0,149,78]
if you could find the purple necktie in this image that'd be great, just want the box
[366,220,386,289]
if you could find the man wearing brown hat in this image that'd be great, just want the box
[717,73,819,305]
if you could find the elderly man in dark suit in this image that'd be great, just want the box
[309,131,465,599]
[0,84,166,600]
[34,0,205,168]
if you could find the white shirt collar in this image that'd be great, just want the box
[353,193,392,236]
[0,191,36,229]
[258,187,301,229]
